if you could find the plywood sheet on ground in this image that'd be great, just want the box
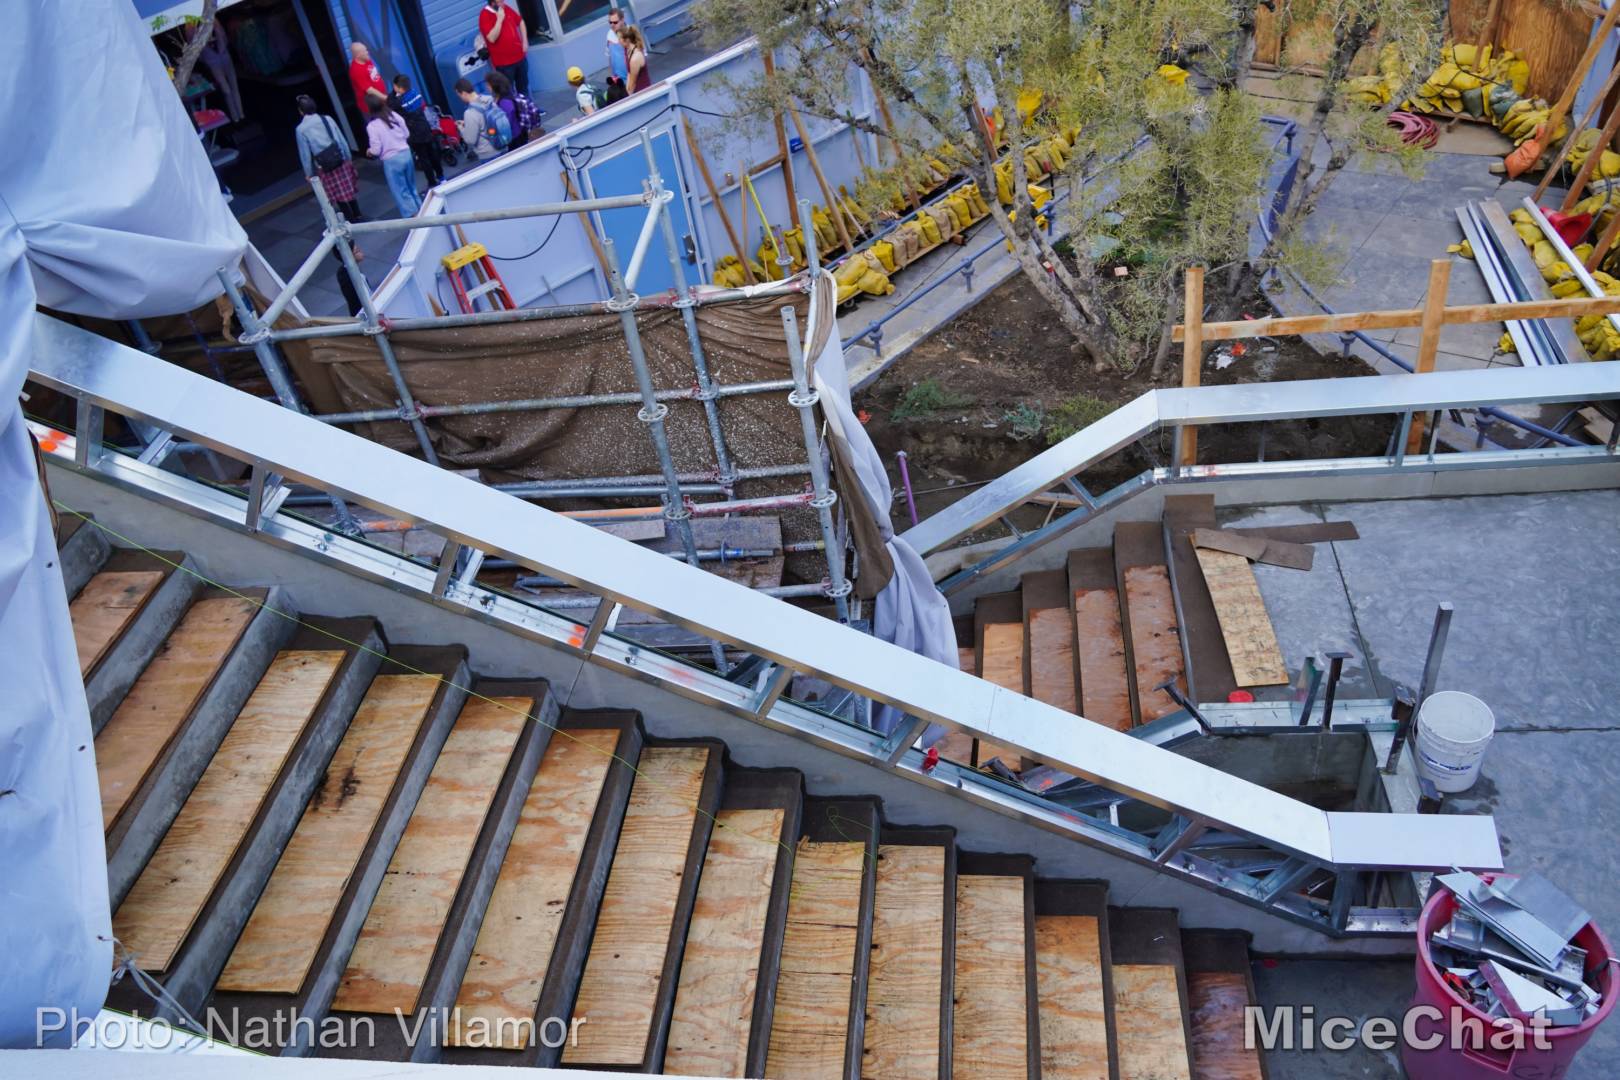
[1028,607,1077,712]
[95,595,258,830]
[1194,549,1288,687]
[1034,915,1109,1080]
[1072,587,1130,731]
[664,807,787,1076]
[331,696,530,1015]
[70,569,164,675]
[1112,963,1191,1080]
[218,674,441,993]
[564,745,710,1067]
[1122,566,1183,723]
[1187,971,1263,1080]
[112,649,344,971]
[953,875,1028,1079]
[863,844,946,1080]
[763,839,867,1080]
[449,726,620,1048]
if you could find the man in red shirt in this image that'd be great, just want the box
[348,41,386,115]
[478,0,529,98]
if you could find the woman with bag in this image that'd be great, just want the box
[294,94,363,222]
[365,92,422,219]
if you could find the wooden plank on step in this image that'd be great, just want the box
[1068,549,1131,732]
[1023,570,1076,713]
[70,569,165,675]
[331,696,531,1015]
[1162,495,1231,705]
[1112,964,1194,1080]
[565,745,712,1067]
[1187,972,1264,1080]
[447,726,620,1048]
[763,839,867,1079]
[218,674,441,993]
[1034,915,1111,1080]
[1194,528,1313,571]
[862,844,947,1080]
[1122,565,1183,723]
[663,807,787,1075]
[1194,548,1289,687]
[94,594,259,831]
[953,875,1028,1079]
[973,591,1028,764]
[111,649,345,972]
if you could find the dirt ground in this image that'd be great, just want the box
[854,274,1395,536]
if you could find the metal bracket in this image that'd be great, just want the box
[74,400,104,468]
[579,600,620,654]
[750,663,794,717]
[1294,655,1324,726]
[1319,651,1353,729]
[882,714,931,764]
[1152,815,1210,864]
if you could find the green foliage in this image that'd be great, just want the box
[1045,394,1113,443]
[891,378,974,422]
[1001,402,1045,442]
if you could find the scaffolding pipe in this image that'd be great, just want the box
[603,235,729,672]
[643,127,737,492]
[342,190,654,236]
[624,187,673,293]
[780,304,851,623]
[486,540,824,572]
[261,278,810,342]
[535,582,829,608]
[260,231,338,327]
[309,178,441,466]
[310,378,797,425]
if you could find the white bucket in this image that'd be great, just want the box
[1413,691,1495,793]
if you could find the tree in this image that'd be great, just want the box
[168,0,220,97]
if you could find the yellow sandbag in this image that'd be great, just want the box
[1017,88,1042,122]
[1157,64,1190,85]
[872,239,898,273]
[1446,239,1475,258]
[915,211,944,247]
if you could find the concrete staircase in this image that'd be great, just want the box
[67,519,1268,1079]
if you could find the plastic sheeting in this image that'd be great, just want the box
[0,0,246,1048]
[803,271,960,736]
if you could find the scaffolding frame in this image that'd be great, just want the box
[174,129,856,663]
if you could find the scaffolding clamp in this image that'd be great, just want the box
[637,402,670,424]
[810,488,838,511]
[821,577,854,599]
[238,326,272,346]
[663,500,693,523]
[788,387,820,409]
[605,292,639,313]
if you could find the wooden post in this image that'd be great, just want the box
[1180,266,1204,467]
[760,51,802,233]
[561,171,611,279]
[1562,89,1620,211]
[683,119,755,285]
[1474,0,1502,56]
[1540,1,1620,163]
[787,106,855,254]
[1407,259,1452,454]
[1533,62,1620,203]
[737,160,751,267]
[1586,203,1620,269]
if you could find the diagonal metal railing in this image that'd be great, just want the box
[28,312,1533,938]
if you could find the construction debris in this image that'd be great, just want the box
[1192,528,1315,571]
[1430,871,1602,1027]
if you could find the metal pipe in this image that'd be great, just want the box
[535,582,829,608]
[1521,198,1620,339]
[484,540,824,571]
[263,278,810,342]
[516,547,782,585]
[309,178,441,466]
[780,304,852,623]
[644,127,737,492]
[895,450,919,526]
[604,235,729,673]
[483,483,728,499]
[290,0,356,151]
[1415,602,1454,711]
[624,188,672,293]
[799,196,820,277]
[311,379,798,426]
[260,231,338,327]
[344,190,654,236]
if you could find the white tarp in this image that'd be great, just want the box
[0,0,246,1048]
[805,271,959,736]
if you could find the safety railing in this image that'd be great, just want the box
[30,311,1508,939]
[902,361,1620,594]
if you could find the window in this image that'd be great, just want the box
[553,0,614,36]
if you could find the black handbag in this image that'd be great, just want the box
[313,116,346,172]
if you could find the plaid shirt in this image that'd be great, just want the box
[512,93,544,134]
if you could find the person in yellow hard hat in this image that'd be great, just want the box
[567,65,601,117]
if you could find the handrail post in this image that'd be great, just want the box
[1180,266,1204,468]
[640,128,737,494]
[781,305,852,623]
[1408,259,1451,453]
[603,235,730,673]
[308,177,441,467]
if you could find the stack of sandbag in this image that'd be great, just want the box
[1348,44,1408,106]
[1397,44,1542,137]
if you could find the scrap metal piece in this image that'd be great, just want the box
[1496,873,1591,944]
[1480,962,1588,1026]
[1438,871,1571,969]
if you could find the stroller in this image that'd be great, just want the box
[425,102,465,167]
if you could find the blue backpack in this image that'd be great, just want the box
[479,99,512,150]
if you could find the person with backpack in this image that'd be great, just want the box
[485,71,522,150]
[454,77,504,161]
[390,74,444,189]
[364,92,421,218]
[294,94,363,222]
[566,65,620,118]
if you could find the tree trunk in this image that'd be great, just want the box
[171,2,219,97]
[1149,301,1179,377]
[1219,0,1263,91]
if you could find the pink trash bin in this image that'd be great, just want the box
[1402,873,1616,1080]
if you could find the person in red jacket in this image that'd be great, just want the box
[347,40,386,115]
[477,0,529,98]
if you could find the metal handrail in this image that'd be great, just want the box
[901,363,1620,562]
[30,312,1511,937]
